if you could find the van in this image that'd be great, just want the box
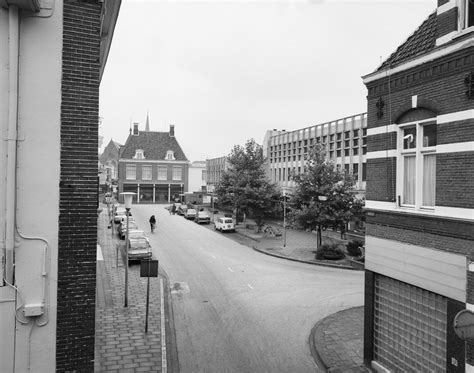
[214,217,235,232]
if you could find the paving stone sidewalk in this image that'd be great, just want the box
[95,210,166,372]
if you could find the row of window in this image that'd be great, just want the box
[270,128,367,152]
[272,163,367,182]
[271,146,367,163]
[125,164,183,181]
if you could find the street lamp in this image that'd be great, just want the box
[316,195,328,249]
[120,192,136,307]
[283,190,287,248]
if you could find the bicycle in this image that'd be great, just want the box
[150,222,156,233]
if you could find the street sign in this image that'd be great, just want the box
[140,259,158,277]
[454,309,474,340]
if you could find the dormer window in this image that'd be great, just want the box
[165,150,175,160]
[134,149,145,159]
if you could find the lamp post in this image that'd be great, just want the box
[120,192,136,307]
[316,195,328,249]
[283,190,287,248]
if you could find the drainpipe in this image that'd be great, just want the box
[5,4,19,285]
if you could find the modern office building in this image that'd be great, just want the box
[263,113,367,196]
[205,156,228,193]
[362,1,474,371]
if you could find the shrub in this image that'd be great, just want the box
[316,243,345,260]
[346,240,364,257]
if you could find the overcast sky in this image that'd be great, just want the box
[99,0,435,161]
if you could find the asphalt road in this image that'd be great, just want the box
[132,205,364,373]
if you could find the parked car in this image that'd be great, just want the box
[177,204,187,216]
[118,220,139,239]
[128,229,149,244]
[126,237,152,263]
[113,207,132,224]
[184,208,197,220]
[214,217,235,232]
[194,210,211,224]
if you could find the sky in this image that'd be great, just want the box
[99,0,435,161]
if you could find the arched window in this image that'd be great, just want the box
[397,109,437,208]
[165,150,175,160]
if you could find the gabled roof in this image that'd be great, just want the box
[112,140,122,149]
[120,131,188,161]
[377,11,437,71]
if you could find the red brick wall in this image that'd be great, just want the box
[366,158,396,202]
[57,1,102,371]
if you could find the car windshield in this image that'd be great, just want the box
[223,219,233,223]
[129,230,146,239]
[129,238,149,249]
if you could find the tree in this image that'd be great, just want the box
[289,143,363,248]
[215,139,281,231]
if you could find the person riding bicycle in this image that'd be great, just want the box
[149,215,156,232]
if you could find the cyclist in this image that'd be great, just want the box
[149,215,156,233]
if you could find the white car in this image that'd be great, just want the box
[214,217,235,232]
[184,208,197,220]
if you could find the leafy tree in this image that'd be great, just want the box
[289,143,363,248]
[216,139,281,231]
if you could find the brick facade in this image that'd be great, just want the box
[57,1,102,371]
[363,2,474,370]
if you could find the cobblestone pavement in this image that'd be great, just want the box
[95,210,167,372]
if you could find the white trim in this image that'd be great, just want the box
[437,109,474,123]
[467,363,474,373]
[467,303,474,312]
[469,262,474,271]
[412,95,418,108]
[435,31,458,46]
[363,38,474,84]
[371,361,391,373]
[366,150,397,159]
[367,125,397,136]
[437,0,456,15]
[437,141,474,153]
[366,200,474,220]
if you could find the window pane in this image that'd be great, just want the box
[158,166,167,180]
[403,127,416,149]
[142,165,152,180]
[403,156,416,205]
[172,167,182,180]
[126,164,136,180]
[423,154,436,207]
[423,124,437,147]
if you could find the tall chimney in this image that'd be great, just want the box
[169,124,175,137]
[133,123,139,136]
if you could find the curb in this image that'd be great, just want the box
[252,246,360,270]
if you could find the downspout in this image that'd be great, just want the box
[5,3,19,285]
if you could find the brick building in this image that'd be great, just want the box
[99,139,123,190]
[263,113,368,197]
[118,123,189,203]
[362,1,474,371]
[0,1,120,371]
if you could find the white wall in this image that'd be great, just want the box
[188,161,206,193]
[0,3,62,371]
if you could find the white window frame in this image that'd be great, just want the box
[397,118,437,210]
[126,164,136,180]
[172,166,182,181]
[142,165,152,180]
[157,166,167,181]
[165,150,175,160]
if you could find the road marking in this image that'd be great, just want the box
[247,284,254,290]
[96,244,103,261]
[160,277,167,372]
[227,267,234,273]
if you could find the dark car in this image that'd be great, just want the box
[177,204,187,216]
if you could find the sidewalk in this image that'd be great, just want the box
[95,209,170,372]
[226,215,369,372]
